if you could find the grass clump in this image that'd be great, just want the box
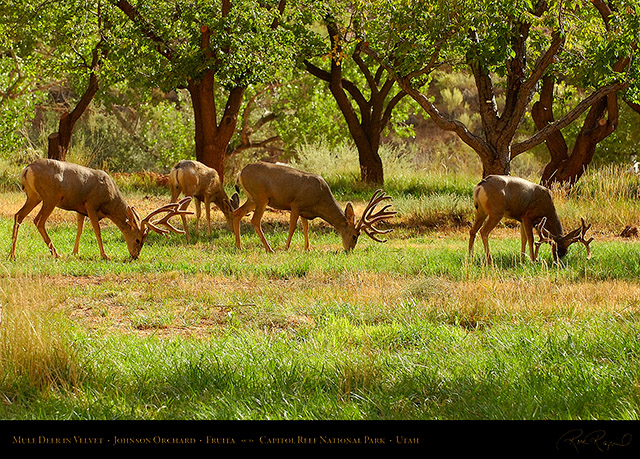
[0,278,80,403]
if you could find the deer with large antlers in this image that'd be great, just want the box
[232,162,396,252]
[169,160,239,242]
[469,175,593,265]
[10,159,193,260]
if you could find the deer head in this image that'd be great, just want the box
[342,189,396,251]
[535,217,593,261]
[124,197,194,259]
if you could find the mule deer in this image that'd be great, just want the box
[232,162,396,252]
[169,160,239,242]
[10,159,193,260]
[469,175,593,265]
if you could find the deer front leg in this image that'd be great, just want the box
[301,217,309,251]
[285,209,299,250]
[73,213,86,255]
[233,200,256,249]
[33,200,61,258]
[86,207,109,260]
[251,202,274,253]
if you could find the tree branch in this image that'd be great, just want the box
[365,44,493,159]
[114,0,175,61]
[303,60,370,119]
[513,81,628,156]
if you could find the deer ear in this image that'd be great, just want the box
[230,192,240,210]
[345,202,356,226]
[126,206,139,230]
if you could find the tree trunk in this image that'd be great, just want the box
[534,0,631,187]
[305,19,393,186]
[534,76,619,187]
[47,46,102,161]
[187,27,245,183]
[479,145,511,177]
[358,143,384,184]
[187,77,244,183]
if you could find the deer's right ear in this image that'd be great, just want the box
[345,202,356,226]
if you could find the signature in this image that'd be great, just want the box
[557,429,632,453]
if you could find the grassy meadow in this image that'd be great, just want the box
[1,146,640,421]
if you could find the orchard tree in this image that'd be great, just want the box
[532,0,639,186]
[364,0,636,180]
[110,0,311,181]
[0,10,41,156]
[1,0,108,161]
[303,1,412,185]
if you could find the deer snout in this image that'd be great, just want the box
[341,231,359,252]
[125,234,146,260]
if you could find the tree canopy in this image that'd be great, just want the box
[363,0,639,183]
[1,0,638,187]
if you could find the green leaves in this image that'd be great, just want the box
[109,0,312,90]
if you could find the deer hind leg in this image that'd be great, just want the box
[204,196,212,236]
[33,199,61,258]
[194,198,202,236]
[10,194,42,259]
[468,208,488,259]
[181,211,191,243]
[250,202,274,253]
[479,213,504,266]
[232,199,256,249]
[285,209,299,250]
[73,213,86,255]
[170,187,191,242]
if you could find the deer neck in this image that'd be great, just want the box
[107,199,136,236]
[544,213,564,241]
[315,200,350,233]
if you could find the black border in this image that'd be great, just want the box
[1,420,638,456]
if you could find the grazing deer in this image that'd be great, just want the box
[10,159,193,260]
[169,160,239,242]
[468,175,593,265]
[232,162,396,252]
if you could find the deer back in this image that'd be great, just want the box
[171,160,235,212]
[170,160,214,198]
[476,175,563,237]
[239,162,347,227]
[24,159,129,220]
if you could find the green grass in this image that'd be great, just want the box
[2,155,640,421]
[2,190,640,420]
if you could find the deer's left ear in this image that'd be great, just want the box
[345,202,356,226]
[230,192,240,210]
[126,206,140,230]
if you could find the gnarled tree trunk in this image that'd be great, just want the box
[533,76,619,187]
[186,25,245,183]
[305,19,406,185]
[532,0,634,188]
[47,46,102,161]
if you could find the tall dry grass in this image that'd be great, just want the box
[0,278,80,397]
